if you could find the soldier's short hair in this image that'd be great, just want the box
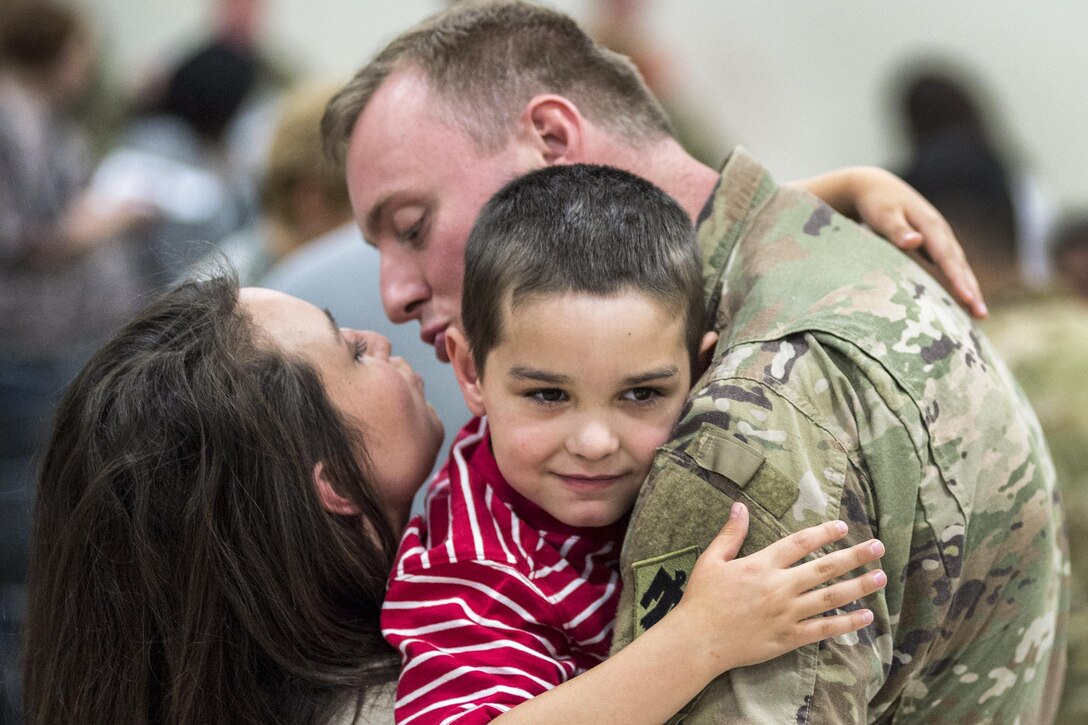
[462,163,705,376]
[321,0,673,166]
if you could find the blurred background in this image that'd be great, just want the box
[79,0,1087,208]
[2,1,1086,723]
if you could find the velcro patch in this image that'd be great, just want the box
[690,424,764,485]
[633,546,700,638]
[689,424,799,518]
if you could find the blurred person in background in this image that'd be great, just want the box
[0,2,152,721]
[1052,215,1088,303]
[93,33,262,290]
[894,63,1056,288]
[201,0,299,205]
[217,81,356,285]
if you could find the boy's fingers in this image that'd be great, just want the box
[707,502,749,562]
[792,538,885,592]
[794,608,876,648]
[765,520,849,568]
[795,569,887,621]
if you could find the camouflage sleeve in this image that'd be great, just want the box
[614,335,919,723]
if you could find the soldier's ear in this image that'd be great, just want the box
[446,327,487,417]
[696,331,718,377]
[516,94,586,166]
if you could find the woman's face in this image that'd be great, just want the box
[240,288,443,529]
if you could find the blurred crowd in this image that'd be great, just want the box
[0,2,472,722]
[1,0,1086,723]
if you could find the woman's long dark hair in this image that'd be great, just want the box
[23,275,400,725]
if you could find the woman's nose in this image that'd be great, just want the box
[363,331,392,360]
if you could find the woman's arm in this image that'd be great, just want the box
[493,503,886,725]
[792,167,987,319]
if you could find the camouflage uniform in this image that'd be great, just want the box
[611,149,1068,723]
[982,292,1088,725]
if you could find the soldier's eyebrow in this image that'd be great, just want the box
[363,197,389,240]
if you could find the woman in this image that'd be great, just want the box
[23,275,882,724]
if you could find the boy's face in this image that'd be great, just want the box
[455,291,694,529]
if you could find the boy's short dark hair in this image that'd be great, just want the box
[462,163,705,375]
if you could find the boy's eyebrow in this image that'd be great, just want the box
[509,367,570,385]
[623,366,680,386]
[507,366,681,386]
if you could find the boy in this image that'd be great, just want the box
[381,164,885,723]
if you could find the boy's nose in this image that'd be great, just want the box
[566,419,619,461]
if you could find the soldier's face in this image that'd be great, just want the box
[459,291,693,529]
[346,69,540,363]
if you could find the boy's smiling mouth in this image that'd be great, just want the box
[555,473,627,489]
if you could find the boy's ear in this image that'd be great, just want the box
[313,462,359,516]
[517,94,586,166]
[445,327,487,417]
[697,331,719,378]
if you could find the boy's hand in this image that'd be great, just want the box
[669,503,886,680]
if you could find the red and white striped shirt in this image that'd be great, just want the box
[383,417,626,724]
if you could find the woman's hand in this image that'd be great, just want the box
[793,166,988,319]
[669,502,886,680]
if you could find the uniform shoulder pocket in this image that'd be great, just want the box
[688,424,799,518]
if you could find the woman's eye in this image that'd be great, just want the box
[353,339,367,363]
[528,389,566,404]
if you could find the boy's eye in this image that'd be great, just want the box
[352,338,367,363]
[528,388,567,404]
[623,387,662,405]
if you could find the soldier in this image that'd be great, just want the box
[319,1,1065,721]
[613,146,1066,724]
